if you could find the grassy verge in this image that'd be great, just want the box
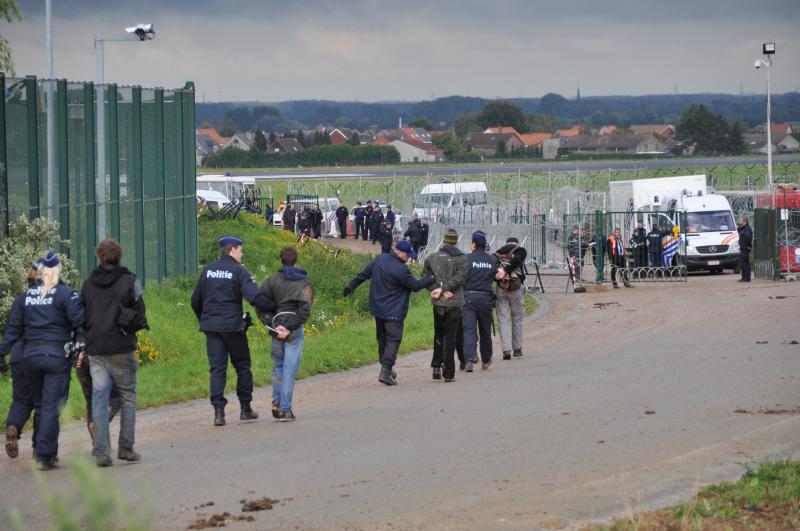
[0,213,437,422]
[586,460,800,530]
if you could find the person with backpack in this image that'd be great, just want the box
[79,239,148,467]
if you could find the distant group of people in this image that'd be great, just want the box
[344,229,528,384]
[277,203,325,240]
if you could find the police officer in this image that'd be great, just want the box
[646,224,663,269]
[335,204,349,239]
[2,263,39,459]
[385,205,396,228]
[462,231,498,371]
[371,205,384,245]
[737,216,753,282]
[191,237,275,426]
[353,201,366,240]
[364,200,373,241]
[0,252,85,470]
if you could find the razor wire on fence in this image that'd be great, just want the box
[0,75,198,284]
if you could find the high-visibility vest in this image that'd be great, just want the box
[608,235,624,257]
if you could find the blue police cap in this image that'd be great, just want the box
[41,251,60,268]
[396,240,417,258]
[218,236,243,247]
[472,230,487,242]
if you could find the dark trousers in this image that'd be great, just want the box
[355,218,365,239]
[740,250,751,280]
[431,307,462,379]
[463,293,493,364]
[75,361,121,424]
[375,318,404,370]
[6,362,36,440]
[338,219,347,239]
[205,332,253,408]
[371,223,381,243]
[610,256,626,284]
[313,223,321,239]
[24,354,71,461]
[649,251,661,268]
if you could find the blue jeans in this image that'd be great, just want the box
[271,327,304,413]
[23,353,71,461]
[89,353,138,457]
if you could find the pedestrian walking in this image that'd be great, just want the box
[335,203,349,239]
[420,218,430,250]
[495,238,526,360]
[606,227,631,288]
[264,203,274,228]
[353,201,366,240]
[423,228,468,382]
[737,216,752,282]
[2,263,39,459]
[257,247,313,422]
[462,231,498,371]
[191,236,275,426]
[567,226,590,281]
[80,239,148,467]
[0,252,85,470]
[343,241,433,385]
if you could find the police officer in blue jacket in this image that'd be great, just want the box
[0,252,85,470]
[191,237,275,426]
[343,241,433,385]
[353,201,366,240]
[2,262,40,459]
[462,231,499,371]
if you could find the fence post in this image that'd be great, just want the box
[174,89,185,275]
[182,84,197,274]
[57,79,70,247]
[25,76,40,219]
[131,86,145,280]
[155,88,167,281]
[0,73,7,235]
[108,84,120,241]
[83,82,97,270]
[594,210,604,283]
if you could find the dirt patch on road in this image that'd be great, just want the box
[188,513,255,529]
[734,407,800,415]
[240,497,280,511]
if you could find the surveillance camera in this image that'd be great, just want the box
[754,60,761,69]
[125,24,155,41]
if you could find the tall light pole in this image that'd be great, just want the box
[754,42,775,193]
[94,24,155,240]
[46,0,56,220]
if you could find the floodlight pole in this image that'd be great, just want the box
[94,33,149,241]
[45,0,56,220]
[765,58,773,193]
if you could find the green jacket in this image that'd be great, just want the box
[423,245,468,308]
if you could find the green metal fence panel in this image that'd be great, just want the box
[754,208,779,280]
[0,74,7,235]
[57,79,70,247]
[25,77,40,218]
[1,77,197,282]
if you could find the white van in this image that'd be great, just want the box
[413,181,488,220]
[609,175,739,272]
[273,197,340,235]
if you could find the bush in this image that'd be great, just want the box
[0,216,79,330]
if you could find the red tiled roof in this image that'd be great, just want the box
[519,133,551,146]
[556,126,581,137]
[196,128,230,146]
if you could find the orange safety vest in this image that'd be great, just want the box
[608,234,624,257]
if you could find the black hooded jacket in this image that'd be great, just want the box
[80,263,147,356]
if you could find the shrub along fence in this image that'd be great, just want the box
[0,74,198,283]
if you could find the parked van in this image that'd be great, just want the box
[609,175,740,272]
[413,181,488,220]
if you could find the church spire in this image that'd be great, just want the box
[576,84,581,101]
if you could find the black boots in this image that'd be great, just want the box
[240,402,259,421]
[379,367,397,386]
[213,406,226,426]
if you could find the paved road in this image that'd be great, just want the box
[2,275,800,530]
[205,155,800,179]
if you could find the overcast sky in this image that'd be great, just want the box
[5,0,799,102]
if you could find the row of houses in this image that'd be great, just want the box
[197,120,800,165]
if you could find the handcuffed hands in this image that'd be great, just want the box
[431,287,443,299]
[275,325,291,340]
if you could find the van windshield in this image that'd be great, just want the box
[415,193,452,207]
[686,211,735,233]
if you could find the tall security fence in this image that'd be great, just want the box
[754,188,800,280]
[0,75,198,283]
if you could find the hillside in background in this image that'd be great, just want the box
[197,92,800,132]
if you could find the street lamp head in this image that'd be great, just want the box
[762,42,775,55]
[125,24,155,41]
